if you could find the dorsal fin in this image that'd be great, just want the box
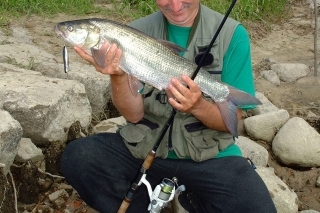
[157,39,187,55]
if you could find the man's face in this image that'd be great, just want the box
[156,0,200,27]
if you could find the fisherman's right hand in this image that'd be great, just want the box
[74,41,125,76]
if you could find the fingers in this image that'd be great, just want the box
[112,49,121,65]
[74,46,95,64]
[165,88,175,99]
[105,43,117,63]
[168,75,200,99]
[168,78,188,100]
[103,43,123,75]
[74,42,124,76]
[168,75,202,112]
[181,75,200,92]
[106,44,121,68]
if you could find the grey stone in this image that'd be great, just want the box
[0,71,91,145]
[0,110,23,174]
[15,138,44,162]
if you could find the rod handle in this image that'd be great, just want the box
[117,199,130,213]
[142,150,156,169]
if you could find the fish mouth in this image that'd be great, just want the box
[54,25,66,39]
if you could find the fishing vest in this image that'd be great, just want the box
[119,4,240,162]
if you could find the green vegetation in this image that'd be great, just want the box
[0,0,98,26]
[0,0,97,16]
[113,0,290,23]
[0,0,290,26]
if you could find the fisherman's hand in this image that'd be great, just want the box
[167,75,203,113]
[74,41,125,76]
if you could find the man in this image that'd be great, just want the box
[61,0,277,212]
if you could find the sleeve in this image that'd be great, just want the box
[221,24,256,110]
[221,24,256,96]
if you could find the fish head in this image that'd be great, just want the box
[54,19,100,49]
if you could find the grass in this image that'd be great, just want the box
[0,0,98,16]
[113,0,291,23]
[0,0,99,26]
[0,0,291,26]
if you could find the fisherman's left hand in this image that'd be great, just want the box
[167,75,203,113]
[74,42,124,76]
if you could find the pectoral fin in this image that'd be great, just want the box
[128,74,144,97]
[91,46,108,69]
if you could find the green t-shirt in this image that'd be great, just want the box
[167,22,255,96]
[167,22,191,56]
[166,22,255,159]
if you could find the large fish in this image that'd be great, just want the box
[54,18,261,137]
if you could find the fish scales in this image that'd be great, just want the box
[91,19,229,100]
[54,18,262,137]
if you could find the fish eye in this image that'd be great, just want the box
[67,25,74,32]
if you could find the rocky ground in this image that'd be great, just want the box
[1,0,320,212]
[250,0,320,211]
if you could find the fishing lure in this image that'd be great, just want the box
[62,45,69,73]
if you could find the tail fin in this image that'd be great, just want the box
[216,87,261,137]
[227,87,261,107]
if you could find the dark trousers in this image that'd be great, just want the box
[60,133,277,213]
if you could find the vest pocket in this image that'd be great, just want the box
[181,121,219,162]
[120,124,147,146]
[195,38,220,69]
[119,118,162,159]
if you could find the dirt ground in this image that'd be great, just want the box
[247,1,320,211]
[1,0,320,212]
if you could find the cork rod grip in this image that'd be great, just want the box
[117,199,130,213]
[142,151,156,169]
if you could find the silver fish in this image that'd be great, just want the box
[54,18,261,137]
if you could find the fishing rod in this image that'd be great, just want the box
[191,0,237,79]
[117,1,237,212]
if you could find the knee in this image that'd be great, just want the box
[60,137,95,179]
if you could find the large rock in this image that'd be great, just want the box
[300,210,320,213]
[272,117,320,167]
[244,109,290,143]
[0,63,42,76]
[15,138,44,163]
[0,110,23,174]
[1,27,111,118]
[236,136,269,166]
[271,63,309,82]
[0,71,92,146]
[260,70,280,86]
[250,92,279,115]
[35,61,111,119]
[92,116,126,134]
[0,43,56,66]
[256,167,299,213]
